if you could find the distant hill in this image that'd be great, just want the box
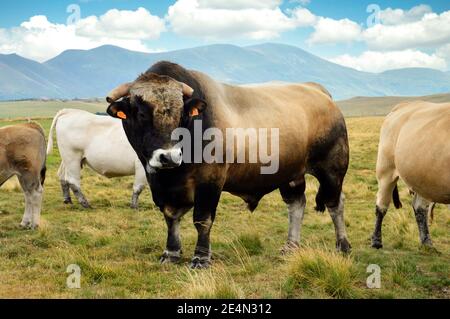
[1,93,448,119]
[336,93,450,117]
[1,43,450,100]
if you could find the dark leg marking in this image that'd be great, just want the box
[130,185,145,209]
[371,205,387,249]
[60,181,73,204]
[69,183,91,208]
[412,194,433,246]
[191,183,222,269]
[160,215,183,264]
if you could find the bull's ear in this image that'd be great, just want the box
[184,98,207,117]
[107,99,130,120]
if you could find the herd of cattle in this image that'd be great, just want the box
[0,61,448,268]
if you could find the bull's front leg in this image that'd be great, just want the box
[191,183,222,269]
[160,214,183,264]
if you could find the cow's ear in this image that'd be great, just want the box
[184,98,207,117]
[107,99,130,120]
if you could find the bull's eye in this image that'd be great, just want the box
[138,112,147,121]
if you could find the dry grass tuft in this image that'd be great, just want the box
[178,265,244,299]
[285,247,359,298]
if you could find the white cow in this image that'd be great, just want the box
[47,109,147,209]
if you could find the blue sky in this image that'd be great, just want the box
[0,0,449,72]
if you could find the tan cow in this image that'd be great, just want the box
[0,122,47,229]
[372,101,450,248]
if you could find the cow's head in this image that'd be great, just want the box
[106,73,206,172]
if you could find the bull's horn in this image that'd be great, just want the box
[180,82,194,97]
[106,82,132,103]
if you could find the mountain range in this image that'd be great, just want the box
[1,43,449,100]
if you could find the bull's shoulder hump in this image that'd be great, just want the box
[302,82,332,98]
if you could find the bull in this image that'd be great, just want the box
[106,61,351,268]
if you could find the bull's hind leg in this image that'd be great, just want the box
[412,194,433,246]
[280,178,306,252]
[310,134,351,253]
[58,162,72,204]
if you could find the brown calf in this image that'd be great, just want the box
[0,122,46,229]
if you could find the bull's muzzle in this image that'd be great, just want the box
[148,148,183,171]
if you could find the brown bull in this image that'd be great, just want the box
[0,122,47,229]
[106,61,351,268]
[372,101,450,248]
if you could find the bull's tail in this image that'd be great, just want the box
[46,109,68,155]
[40,165,47,186]
[428,202,436,224]
[392,185,402,209]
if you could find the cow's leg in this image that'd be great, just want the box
[130,184,145,209]
[130,164,146,209]
[160,215,183,264]
[30,185,43,229]
[412,194,433,246]
[372,173,399,249]
[64,160,91,208]
[20,190,33,229]
[18,173,42,229]
[191,183,222,269]
[58,162,72,204]
[280,179,306,252]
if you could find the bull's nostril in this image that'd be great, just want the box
[159,153,170,164]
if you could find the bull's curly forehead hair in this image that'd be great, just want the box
[130,72,184,106]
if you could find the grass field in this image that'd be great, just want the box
[0,115,448,298]
[0,100,106,119]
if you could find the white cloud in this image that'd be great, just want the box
[437,43,450,59]
[0,8,165,62]
[167,0,316,40]
[76,7,165,40]
[330,50,447,73]
[307,17,362,44]
[364,10,450,51]
[378,4,432,25]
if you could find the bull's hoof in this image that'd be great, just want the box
[159,250,182,264]
[190,256,211,269]
[63,198,73,205]
[421,238,433,247]
[337,238,352,254]
[371,240,383,249]
[280,241,300,255]
[80,202,92,209]
[130,203,139,210]
[371,235,383,249]
[19,221,38,230]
